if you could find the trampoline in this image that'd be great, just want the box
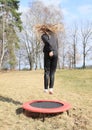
[22,100,71,121]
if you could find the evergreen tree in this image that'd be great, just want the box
[0,0,22,69]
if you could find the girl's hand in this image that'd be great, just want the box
[49,51,54,57]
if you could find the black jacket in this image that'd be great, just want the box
[41,33,58,55]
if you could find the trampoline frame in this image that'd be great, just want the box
[22,100,71,114]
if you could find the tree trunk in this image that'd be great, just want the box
[0,14,5,70]
[83,43,86,68]
[73,43,76,68]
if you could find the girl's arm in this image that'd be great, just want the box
[41,34,53,52]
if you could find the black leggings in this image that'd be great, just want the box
[44,53,58,89]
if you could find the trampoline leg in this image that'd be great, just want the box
[66,110,69,116]
[42,114,45,122]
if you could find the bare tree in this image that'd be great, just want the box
[19,0,64,70]
[70,23,79,68]
[57,23,79,69]
[57,32,67,69]
[80,21,92,68]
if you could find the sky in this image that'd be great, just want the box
[19,0,92,66]
[19,0,92,24]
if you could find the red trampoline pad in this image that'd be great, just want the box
[22,100,71,114]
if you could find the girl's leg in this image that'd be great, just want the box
[49,56,58,90]
[44,68,50,90]
[44,53,50,90]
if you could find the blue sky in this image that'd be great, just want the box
[19,0,92,23]
[19,0,92,66]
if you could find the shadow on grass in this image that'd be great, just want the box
[0,95,22,105]
[16,108,64,122]
[0,95,24,115]
[16,107,24,115]
[23,110,64,122]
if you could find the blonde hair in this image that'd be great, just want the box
[34,23,64,42]
[35,23,64,34]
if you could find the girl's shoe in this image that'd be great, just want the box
[49,88,53,94]
[44,89,48,93]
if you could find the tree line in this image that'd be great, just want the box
[0,0,92,70]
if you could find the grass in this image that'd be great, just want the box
[0,69,92,130]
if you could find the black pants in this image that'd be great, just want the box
[44,53,58,89]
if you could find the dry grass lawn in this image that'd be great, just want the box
[0,69,92,130]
